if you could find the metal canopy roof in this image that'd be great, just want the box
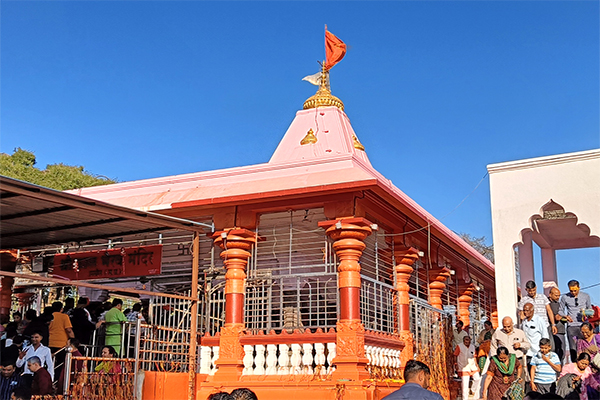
[0,176,212,250]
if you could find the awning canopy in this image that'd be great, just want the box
[0,176,212,250]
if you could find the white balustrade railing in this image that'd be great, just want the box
[236,342,337,376]
[199,342,401,378]
[364,345,402,380]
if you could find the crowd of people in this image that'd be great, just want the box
[458,280,599,400]
[0,297,146,400]
[382,279,598,400]
[0,280,596,400]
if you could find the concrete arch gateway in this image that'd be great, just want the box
[488,149,600,321]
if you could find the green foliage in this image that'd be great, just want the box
[0,148,116,190]
[458,233,494,263]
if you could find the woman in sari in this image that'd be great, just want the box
[478,321,495,371]
[558,352,592,399]
[582,353,600,400]
[95,345,122,374]
[577,323,600,359]
[481,346,523,400]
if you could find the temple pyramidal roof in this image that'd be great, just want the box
[69,81,495,273]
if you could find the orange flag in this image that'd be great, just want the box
[324,29,346,70]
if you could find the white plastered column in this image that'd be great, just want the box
[541,248,557,295]
[518,231,535,290]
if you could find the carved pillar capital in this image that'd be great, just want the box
[458,282,475,328]
[319,218,372,320]
[393,246,418,330]
[319,218,372,382]
[211,228,258,382]
[428,267,451,310]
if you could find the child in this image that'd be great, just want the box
[530,337,562,394]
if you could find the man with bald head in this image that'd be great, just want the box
[490,316,531,359]
[521,303,548,360]
[548,287,566,363]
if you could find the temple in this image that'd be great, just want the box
[63,72,498,399]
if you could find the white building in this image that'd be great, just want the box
[488,149,600,320]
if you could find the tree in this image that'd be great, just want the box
[0,148,116,190]
[458,233,494,263]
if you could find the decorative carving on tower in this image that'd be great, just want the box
[319,217,372,381]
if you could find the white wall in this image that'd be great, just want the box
[488,149,600,321]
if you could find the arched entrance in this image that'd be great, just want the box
[515,200,599,294]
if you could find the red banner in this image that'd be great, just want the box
[52,245,162,280]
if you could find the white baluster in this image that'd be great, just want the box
[209,346,219,375]
[326,342,336,374]
[370,346,379,369]
[243,345,254,375]
[199,346,212,374]
[290,344,302,375]
[379,347,386,368]
[265,344,278,375]
[365,345,372,365]
[278,344,290,375]
[254,344,266,375]
[314,343,326,376]
[302,343,313,375]
[382,348,391,369]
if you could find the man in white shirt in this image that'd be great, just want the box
[521,302,549,360]
[15,331,54,381]
[453,320,469,349]
[518,280,557,335]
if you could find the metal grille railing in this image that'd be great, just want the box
[244,274,338,333]
[251,209,336,278]
[409,294,454,351]
[409,294,454,400]
[360,277,396,333]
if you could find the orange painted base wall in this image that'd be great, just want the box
[142,372,404,400]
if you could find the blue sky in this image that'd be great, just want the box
[2,1,599,301]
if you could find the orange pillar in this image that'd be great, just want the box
[393,246,419,369]
[428,267,451,310]
[491,295,499,329]
[458,282,475,329]
[0,277,14,318]
[0,251,18,319]
[211,228,257,382]
[319,218,372,382]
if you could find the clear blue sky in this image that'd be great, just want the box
[2,2,599,301]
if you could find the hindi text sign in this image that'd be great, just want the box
[52,245,162,280]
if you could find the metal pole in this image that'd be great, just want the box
[188,231,200,400]
[133,315,142,400]
[63,346,73,396]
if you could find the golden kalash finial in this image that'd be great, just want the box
[303,64,345,111]
[300,128,318,145]
[302,27,346,111]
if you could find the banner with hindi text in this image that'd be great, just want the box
[52,245,162,280]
